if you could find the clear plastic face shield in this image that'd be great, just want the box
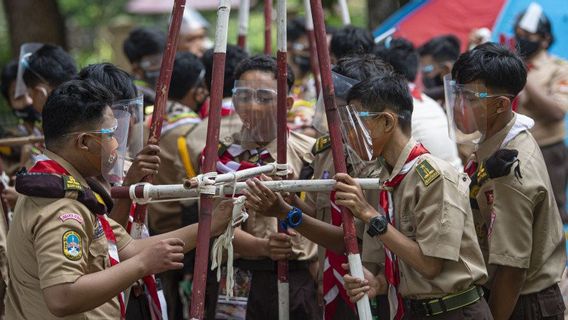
[444,74,491,145]
[100,109,131,185]
[233,80,278,146]
[312,72,359,134]
[14,43,44,99]
[338,104,378,176]
[111,95,144,160]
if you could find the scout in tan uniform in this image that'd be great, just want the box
[245,73,490,319]
[513,5,568,222]
[450,42,566,319]
[6,79,232,319]
[211,55,320,319]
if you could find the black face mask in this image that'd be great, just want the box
[515,36,541,59]
[13,105,41,123]
[143,70,160,89]
[293,55,311,74]
[423,74,444,89]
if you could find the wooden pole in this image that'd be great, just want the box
[276,0,289,318]
[338,0,351,25]
[264,0,273,54]
[0,135,43,147]
[189,1,231,318]
[131,0,186,224]
[309,0,371,318]
[303,0,320,97]
[237,0,250,49]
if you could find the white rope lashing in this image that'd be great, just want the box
[210,195,248,298]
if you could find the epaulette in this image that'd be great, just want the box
[415,159,440,187]
[312,135,331,155]
[218,136,234,156]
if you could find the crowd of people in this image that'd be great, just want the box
[0,2,567,319]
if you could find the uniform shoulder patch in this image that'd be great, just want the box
[62,230,82,260]
[63,175,83,192]
[312,135,331,155]
[415,159,440,187]
[59,213,84,225]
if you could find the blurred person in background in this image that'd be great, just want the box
[418,35,461,103]
[177,6,213,58]
[514,3,568,222]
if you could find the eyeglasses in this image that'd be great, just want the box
[453,87,514,101]
[66,120,118,140]
[232,87,277,105]
[421,64,435,74]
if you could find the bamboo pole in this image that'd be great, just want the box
[131,0,186,224]
[303,0,320,97]
[0,135,44,147]
[337,0,351,25]
[237,0,250,49]
[264,0,273,54]
[309,0,371,318]
[110,178,382,200]
[189,1,231,318]
[276,0,289,318]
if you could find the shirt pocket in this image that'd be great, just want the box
[88,237,108,272]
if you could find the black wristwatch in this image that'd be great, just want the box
[367,215,389,237]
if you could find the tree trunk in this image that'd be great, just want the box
[2,0,67,58]
[367,0,410,31]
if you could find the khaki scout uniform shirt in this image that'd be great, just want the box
[6,151,133,319]
[376,139,487,299]
[227,131,318,261]
[0,204,8,287]
[473,115,566,294]
[518,51,568,146]
[148,101,201,234]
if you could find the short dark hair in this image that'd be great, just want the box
[42,79,114,148]
[123,27,166,64]
[332,54,393,81]
[287,17,306,43]
[330,26,375,60]
[23,44,77,88]
[418,35,461,63]
[374,38,418,82]
[202,44,249,97]
[77,63,137,100]
[0,59,18,102]
[169,52,205,100]
[234,55,295,92]
[452,42,527,96]
[347,73,413,130]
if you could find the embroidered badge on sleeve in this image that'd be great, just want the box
[62,230,83,260]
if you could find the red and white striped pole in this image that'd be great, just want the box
[309,0,372,318]
[276,0,289,319]
[264,0,273,54]
[189,1,231,319]
[237,0,250,49]
[303,0,320,97]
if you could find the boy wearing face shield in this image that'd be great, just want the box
[513,3,568,223]
[5,79,233,320]
[214,55,320,319]
[244,73,490,319]
[450,42,566,319]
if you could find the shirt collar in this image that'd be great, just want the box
[476,114,517,162]
[43,149,90,188]
[380,137,417,181]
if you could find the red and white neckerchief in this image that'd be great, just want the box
[379,143,429,320]
[323,191,355,319]
[198,98,235,119]
[408,83,423,102]
[30,156,128,319]
[205,143,274,174]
